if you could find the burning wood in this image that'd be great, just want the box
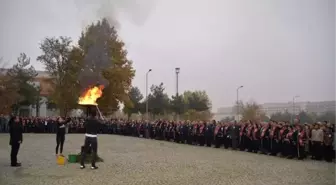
[78,85,104,105]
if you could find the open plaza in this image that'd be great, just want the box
[0,134,334,185]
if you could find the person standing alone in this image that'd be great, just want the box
[9,116,23,167]
[56,117,67,156]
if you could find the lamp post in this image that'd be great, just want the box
[291,95,300,124]
[175,68,180,121]
[175,68,180,96]
[145,69,152,119]
[236,85,244,121]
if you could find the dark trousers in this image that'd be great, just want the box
[56,134,65,154]
[232,138,238,150]
[81,136,98,166]
[252,140,260,152]
[260,139,269,154]
[270,140,279,155]
[214,136,223,148]
[11,143,20,165]
[282,141,291,157]
[205,135,212,147]
[311,141,323,160]
[187,135,193,144]
[223,137,231,149]
[239,136,245,151]
[193,135,198,145]
[290,143,298,158]
[198,135,205,146]
[298,145,306,159]
[323,145,333,162]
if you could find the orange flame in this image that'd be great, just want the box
[78,85,104,105]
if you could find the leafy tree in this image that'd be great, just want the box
[298,111,314,123]
[147,83,170,116]
[170,94,185,115]
[78,18,135,114]
[123,86,143,119]
[7,53,39,114]
[0,58,20,114]
[240,101,266,121]
[32,85,44,117]
[37,37,83,116]
[308,112,318,122]
[316,111,335,123]
[183,109,213,121]
[270,111,292,122]
[183,90,211,112]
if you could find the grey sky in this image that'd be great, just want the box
[0,0,335,111]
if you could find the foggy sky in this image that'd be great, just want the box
[0,0,335,111]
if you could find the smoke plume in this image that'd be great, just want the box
[73,0,156,29]
[74,0,155,90]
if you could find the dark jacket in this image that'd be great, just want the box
[56,121,66,136]
[84,117,101,135]
[9,118,23,145]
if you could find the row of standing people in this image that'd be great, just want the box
[0,116,86,133]
[3,116,335,164]
[106,119,335,162]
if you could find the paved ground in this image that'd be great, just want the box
[0,134,334,185]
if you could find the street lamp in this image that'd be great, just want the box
[145,69,152,119]
[175,68,181,121]
[236,85,244,121]
[291,95,300,124]
[175,68,180,96]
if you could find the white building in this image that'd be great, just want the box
[215,100,336,120]
[305,101,336,115]
[22,71,59,117]
[259,102,307,117]
[214,106,234,120]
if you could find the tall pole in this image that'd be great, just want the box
[236,85,244,122]
[145,69,152,119]
[175,68,180,121]
[175,68,180,96]
[291,95,300,124]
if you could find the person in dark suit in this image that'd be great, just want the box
[9,116,23,167]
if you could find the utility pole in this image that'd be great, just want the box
[175,67,180,121]
[291,95,300,124]
[175,67,180,96]
[236,85,244,121]
[145,69,152,119]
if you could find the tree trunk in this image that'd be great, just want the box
[36,102,40,117]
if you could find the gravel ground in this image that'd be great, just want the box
[0,134,334,185]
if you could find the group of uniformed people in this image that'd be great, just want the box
[5,115,334,165]
[105,119,335,162]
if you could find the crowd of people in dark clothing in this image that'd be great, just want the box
[1,116,335,163]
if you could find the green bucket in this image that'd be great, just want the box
[68,154,78,163]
